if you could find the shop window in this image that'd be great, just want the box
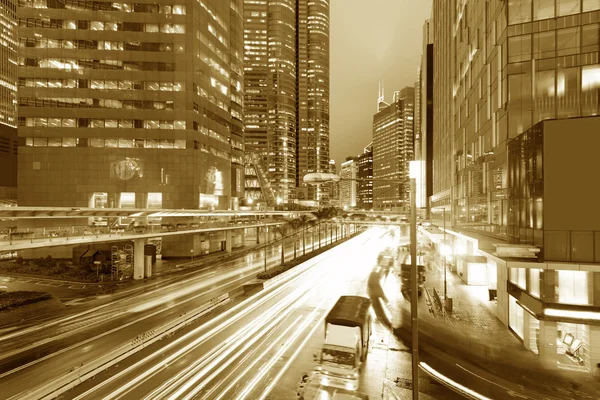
[147,193,162,209]
[534,0,555,20]
[529,268,541,298]
[509,295,524,339]
[91,192,107,208]
[558,270,589,305]
[120,193,135,208]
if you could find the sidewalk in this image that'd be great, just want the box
[416,251,600,399]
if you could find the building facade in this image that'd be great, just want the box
[0,0,18,201]
[296,0,330,203]
[430,0,600,374]
[243,0,296,204]
[243,0,330,205]
[357,142,373,210]
[418,18,434,215]
[372,87,414,210]
[339,157,357,209]
[17,0,245,210]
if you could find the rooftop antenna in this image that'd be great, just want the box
[378,80,388,112]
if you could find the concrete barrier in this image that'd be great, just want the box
[15,293,230,400]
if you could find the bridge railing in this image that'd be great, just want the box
[0,219,279,245]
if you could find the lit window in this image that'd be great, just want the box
[120,192,136,208]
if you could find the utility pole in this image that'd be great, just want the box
[409,178,419,399]
[443,208,447,299]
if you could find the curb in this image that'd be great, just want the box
[13,293,230,400]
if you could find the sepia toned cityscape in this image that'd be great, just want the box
[0,0,600,399]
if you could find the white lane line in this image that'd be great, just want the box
[71,262,320,400]
[148,287,311,400]
[421,362,492,400]
[252,299,327,400]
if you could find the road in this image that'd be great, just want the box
[0,227,347,400]
[57,228,456,400]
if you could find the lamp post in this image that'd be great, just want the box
[304,172,420,399]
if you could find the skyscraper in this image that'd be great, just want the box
[17,0,245,210]
[296,0,330,204]
[417,18,434,215]
[243,0,330,206]
[339,157,357,209]
[357,143,373,210]
[430,0,600,373]
[0,0,18,201]
[372,87,414,210]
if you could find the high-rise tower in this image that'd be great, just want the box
[0,0,18,200]
[17,0,245,209]
[244,0,330,206]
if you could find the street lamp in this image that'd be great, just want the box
[304,172,420,400]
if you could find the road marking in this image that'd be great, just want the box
[64,298,86,306]
[0,285,7,289]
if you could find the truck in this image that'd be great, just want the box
[399,263,426,298]
[314,296,372,391]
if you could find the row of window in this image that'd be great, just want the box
[20,117,186,129]
[20,97,176,110]
[19,58,175,71]
[508,24,600,63]
[18,18,185,34]
[23,137,232,161]
[19,0,186,14]
[19,78,185,91]
[20,38,184,53]
[508,0,600,25]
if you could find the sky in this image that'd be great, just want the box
[329,0,433,167]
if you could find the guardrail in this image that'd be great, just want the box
[0,220,275,245]
[15,293,230,400]
[432,287,445,315]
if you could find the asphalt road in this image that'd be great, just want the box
[0,230,339,400]
[59,228,457,400]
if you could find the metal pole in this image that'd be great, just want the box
[443,209,447,299]
[410,178,419,399]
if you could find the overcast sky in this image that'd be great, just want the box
[329,0,432,167]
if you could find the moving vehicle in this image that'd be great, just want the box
[314,296,372,391]
[399,263,426,298]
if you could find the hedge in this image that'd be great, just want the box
[0,291,52,311]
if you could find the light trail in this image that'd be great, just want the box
[69,231,363,400]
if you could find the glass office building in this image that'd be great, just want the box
[17,0,245,209]
[433,0,600,234]
[431,0,600,374]
[0,0,18,200]
[243,0,330,205]
[372,87,414,211]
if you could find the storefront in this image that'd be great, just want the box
[508,292,600,374]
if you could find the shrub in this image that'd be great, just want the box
[0,291,52,311]
[15,256,24,265]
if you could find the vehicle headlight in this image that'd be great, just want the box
[345,381,357,390]
[321,377,329,386]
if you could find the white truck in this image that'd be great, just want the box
[314,296,372,391]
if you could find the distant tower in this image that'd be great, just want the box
[377,81,389,112]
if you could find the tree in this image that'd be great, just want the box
[273,225,287,265]
[297,215,311,255]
